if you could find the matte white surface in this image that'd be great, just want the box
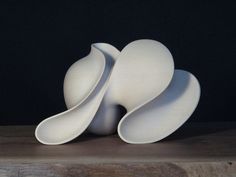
[88,39,174,135]
[35,39,201,145]
[35,43,119,145]
[64,43,120,108]
[108,39,174,111]
[118,70,201,144]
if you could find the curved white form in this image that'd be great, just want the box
[88,39,174,135]
[118,70,201,144]
[35,43,120,145]
[35,39,201,145]
[64,43,120,108]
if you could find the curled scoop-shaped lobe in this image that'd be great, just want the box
[108,39,174,111]
[35,44,119,145]
[118,70,201,144]
[64,43,120,109]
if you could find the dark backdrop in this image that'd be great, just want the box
[0,1,235,125]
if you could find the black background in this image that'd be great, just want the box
[0,1,235,125]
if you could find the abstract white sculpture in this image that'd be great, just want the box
[35,39,200,145]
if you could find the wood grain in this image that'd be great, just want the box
[0,122,236,176]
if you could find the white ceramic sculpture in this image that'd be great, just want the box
[35,39,200,145]
[89,40,174,135]
[35,43,119,145]
[118,69,200,144]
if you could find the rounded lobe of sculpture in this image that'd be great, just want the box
[118,69,201,144]
[64,43,121,135]
[108,39,175,112]
[88,39,175,135]
[64,43,120,109]
[35,44,119,145]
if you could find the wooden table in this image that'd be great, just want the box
[0,122,236,177]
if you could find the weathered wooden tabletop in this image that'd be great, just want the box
[0,122,236,177]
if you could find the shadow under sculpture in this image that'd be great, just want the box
[35,39,200,145]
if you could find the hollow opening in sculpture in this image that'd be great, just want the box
[88,104,127,135]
